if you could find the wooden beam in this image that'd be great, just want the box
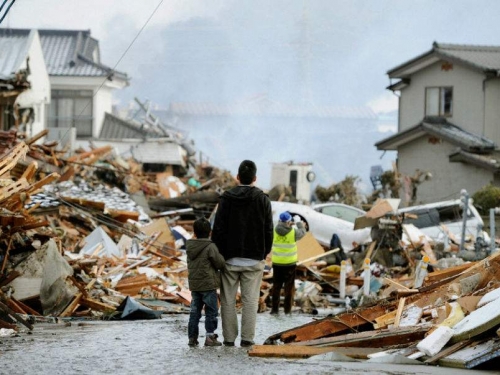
[423,262,474,286]
[393,297,406,328]
[289,325,430,349]
[11,297,41,316]
[296,248,339,266]
[25,129,49,145]
[80,297,116,312]
[0,270,20,287]
[249,345,380,359]
[60,293,83,317]
[0,300,33,330]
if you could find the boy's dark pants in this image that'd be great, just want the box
[271,264,296,314]
[188,290,219,339]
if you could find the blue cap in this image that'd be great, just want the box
[279,211,292,222]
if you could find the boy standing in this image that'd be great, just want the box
[187,218,226,347]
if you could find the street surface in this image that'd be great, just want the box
[1,313,499,375]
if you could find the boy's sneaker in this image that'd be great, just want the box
[188,338,199,346]
[205,334,222,347]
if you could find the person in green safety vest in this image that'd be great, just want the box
[270,211,306,315]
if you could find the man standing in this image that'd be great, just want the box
[212,160,273,347]
[270,212,306,315]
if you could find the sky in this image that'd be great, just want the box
[3,0,500,191]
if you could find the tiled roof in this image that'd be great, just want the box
[449,149,500,172]
[388,42,500,79]
[0,29,32,80]
[38,29,127,79]
[435,43,500,71]
[169,102,377,119]
[1,28,128,80]
[376,117,496,152]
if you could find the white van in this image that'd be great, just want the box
[398,199,484,242]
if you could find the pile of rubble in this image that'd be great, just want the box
[251,249,500,369]
[0,130,236,331]
[248,198,500,369]
[1,129,500,369]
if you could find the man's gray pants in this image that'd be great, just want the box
[220,261,265,343]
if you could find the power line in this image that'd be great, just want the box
[74,0,164,122]
[0,0,15,25]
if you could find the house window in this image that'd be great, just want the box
[425,87,452,117]
[48,90,93,137]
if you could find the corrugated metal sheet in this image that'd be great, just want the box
[100,112,164,139]
[0,29,32,80]
[82,139,186,166]
[130,141,185,165]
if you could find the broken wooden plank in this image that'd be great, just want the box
[0,300,33,330]
[373,310,397,330]
[393,297,406,328]
[296,247,339,266]
[290,325,431,349]
[0,142,29,177]
[10,297,41,316]
[25,129,49,145]
[80,297,116,312]
[60,293,83,317]
[423,262,475,286]
[0,178,29,203]
[265,303,391,344]
[248,345,380,359]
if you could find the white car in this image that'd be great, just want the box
[398,199,485,243]
[271,201,371,252]
[312,202,366,224]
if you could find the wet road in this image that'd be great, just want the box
[1,313,499,375]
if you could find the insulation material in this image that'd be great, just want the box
[417,326,454,356]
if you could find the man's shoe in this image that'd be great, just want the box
[188,338,199,346]
[240,340,255,347]
[223,341,235,347]
[270,310,279,315]
[205,334,222,347]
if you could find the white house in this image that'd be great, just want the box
[376,42,500,205]
[0,28,129,143]
[0,29,50,135]
[38,29,129,139]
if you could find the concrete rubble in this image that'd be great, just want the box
[0,130,500,370]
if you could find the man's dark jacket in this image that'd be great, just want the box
[212,185,273,261]
[186,238,226,291]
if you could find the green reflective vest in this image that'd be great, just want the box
[272,228,298,265]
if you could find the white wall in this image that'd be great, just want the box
[398,136,493,205]
[93,87,112,137]
[399,61,485,134]
[15,31,50,138]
